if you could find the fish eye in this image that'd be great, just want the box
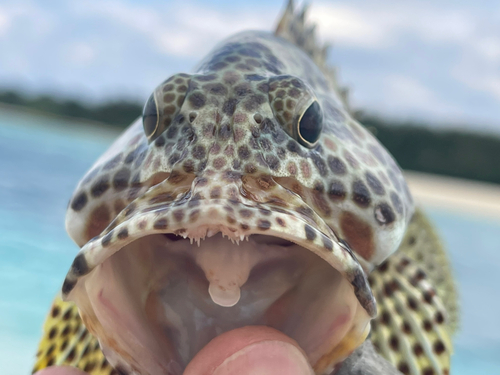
[142,93,159,139]
[297,101,323,147]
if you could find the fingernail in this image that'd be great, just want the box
[213,340,315,375]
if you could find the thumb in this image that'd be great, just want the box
[184,326,314,375]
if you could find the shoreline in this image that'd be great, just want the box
[1,104,498,221]
[405,171,500,221]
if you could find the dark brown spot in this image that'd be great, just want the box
[423,290,435,304]
[433,340,446,355]
[407,297,418,310]
[48,327,57,340]
[304,225,316,241]
[423,368,435,375]
[365,171,385,195]
[322,236,333,251]
[378,261,389,273]
[112,168,130,191]
[51,305,60,318]
[397,321,410,335]
[154,136,166,147]
[381,311,391,325]
[60,339,68,351]
[435,311,445,324]
[257,219,271,230]
[390,191,403,215]
[103,153,123,170]
[222,98,238,116]
[244,94,266,111]
[90,176,110,198]
[189,209,200,222]
[189,92,206,109]
[238,145,251,160]
[62,309,72,321]
[101,231,113,247]
[328,180,346,201]
[71,192,88,211]
[67,348,76,361]
[154,218,168,230]
[192,145,206,160]
[389,335,399,351]
[412,343,423,356]
[61,326,70,337]
[423,320,433,331]
[71,253,89,276]
[83,362,96,372]
[163,93,175,103]
[340,211,374,261]
[352,179,371,208]
[173,209,184,222]
[398,362,410,375]
[276,217,286,227]
[384,281,398,297]
[327,156,347,175]
[210,187,221,199]
[213,157,226,170]
[117,228,129,239]
[265,154,280,170]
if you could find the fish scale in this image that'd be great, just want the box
[33,1,457,374]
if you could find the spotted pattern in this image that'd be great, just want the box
[56,5,417,375]
[33,297,113,375]
[369,251,452,375]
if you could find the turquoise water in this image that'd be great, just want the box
[1,108,499,374]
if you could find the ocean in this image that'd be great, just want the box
[1,107,499,375]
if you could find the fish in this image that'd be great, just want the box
[33,1,458,374]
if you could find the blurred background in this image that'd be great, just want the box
[1,0,499,374]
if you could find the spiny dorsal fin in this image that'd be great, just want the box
[33,296,112,375]
[369,250,453,375]
[275,0,351,110]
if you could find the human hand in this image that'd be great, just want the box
[35,326,314,375]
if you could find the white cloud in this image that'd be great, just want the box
[385,75,456,115]
[0,7,11,36]
[72,1,276,58]
[309,2,478,49]
[66,42,95,65]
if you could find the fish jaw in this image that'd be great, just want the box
[63,175,375,374]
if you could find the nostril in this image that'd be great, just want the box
[189,112,197,123]
[253,113,263,124]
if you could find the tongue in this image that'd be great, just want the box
[183,326,315,375]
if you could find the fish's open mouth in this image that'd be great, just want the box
[64,198,375,375]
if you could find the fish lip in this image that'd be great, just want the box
[62,198,376,318]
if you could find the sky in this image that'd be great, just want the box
[0,0,500,133]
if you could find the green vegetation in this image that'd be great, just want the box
[358,114,500,185]
[0,91,143,127]
[1,90,500,184]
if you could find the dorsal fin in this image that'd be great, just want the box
[275,0,350,110]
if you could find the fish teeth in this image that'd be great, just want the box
[207,229,217,238]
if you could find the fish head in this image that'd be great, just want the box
[63,34,413,375]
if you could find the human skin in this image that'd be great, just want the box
[34,326,314,375]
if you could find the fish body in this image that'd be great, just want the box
[33,2,457,375]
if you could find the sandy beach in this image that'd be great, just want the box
[405,171,500,221]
